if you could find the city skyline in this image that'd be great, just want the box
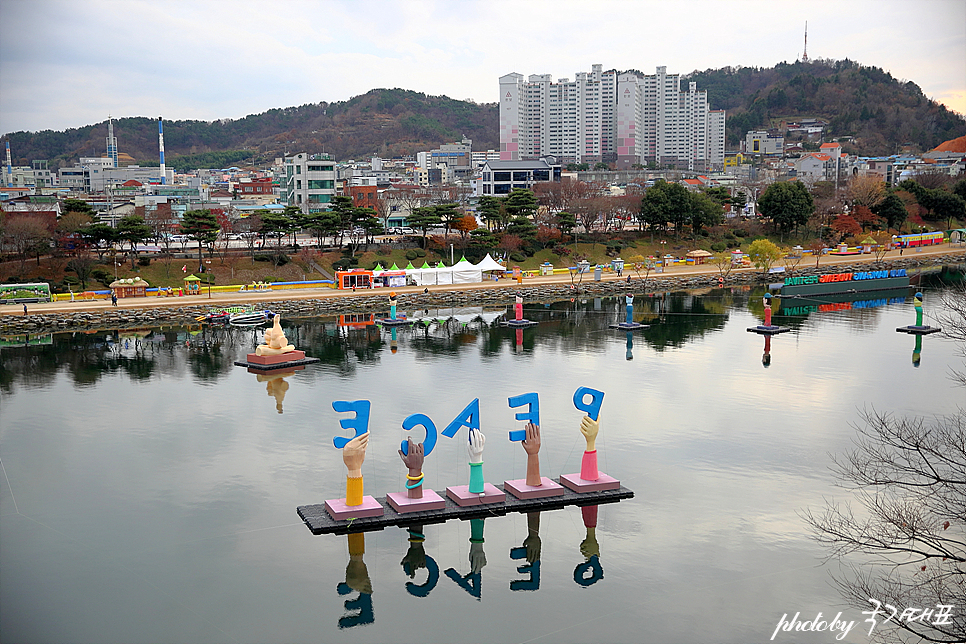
[1,0,964,136]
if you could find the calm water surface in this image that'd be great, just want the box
[1,278,963,643]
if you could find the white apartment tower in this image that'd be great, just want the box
[615,66,726,172]
[500,64,617,164]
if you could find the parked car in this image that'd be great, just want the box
[400,227,415,234]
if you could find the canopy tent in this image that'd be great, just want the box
[452,258,482,284]
[474,254,507,273]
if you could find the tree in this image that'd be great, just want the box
[851,204,880,232]
[261,211,294,249]
[145,203,178,256]
[3,215,50,272]
[238,213,263,260]
[505,188,537,220]
[329,195,355,247]
[79,223,117,260]
[55,211,94,253]
[433,203,461,236]
[803,408,966,644]
[688,191,724,236]
[180,209,219,273]
[116,214,152,269]
[746,238,782,275]
[593,162,609,170]
[408,206,442,249]
[453,215,478,248]
[758,181,814,240]
[847,174,886,210]
[831,214,863,241]
[874,193,908,232]
[709,251,735,279]
[62,199,94,217]
[929,191,966,230]
[638,183,670,238]
[67,255,96,289]
[477,195,505,230]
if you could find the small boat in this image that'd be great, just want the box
[229,309,274,325]
[197,306,248,323]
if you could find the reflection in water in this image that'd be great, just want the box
[510,513,541,592]
[401,524,439,598]
[251,367,301,413]
[762,335,772,368]
[626,331,633,361]
[444,518,486,600]
[913,333,922,368]
[338,532,374,629]
[575,505,604,587]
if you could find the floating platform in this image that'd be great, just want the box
[234,350,320,371]
[501,319,539,328]
[297,482,635,535]
[378,318,412,328]
[896,325,943,335]
[746,325,791,335]
[609,322,649,331]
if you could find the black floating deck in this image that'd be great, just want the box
[609,322,649,331]
[500,319,539,328]
[233,357,321,371]
[746,325,791,335]
[297,482,635,535]
[896,325,943,335]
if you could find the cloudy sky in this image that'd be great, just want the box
[1,0,963,135]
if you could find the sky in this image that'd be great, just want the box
[1,0,964,136]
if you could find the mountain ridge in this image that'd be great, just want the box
[3,59,963,169]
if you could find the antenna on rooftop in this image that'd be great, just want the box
[802,21,808,62]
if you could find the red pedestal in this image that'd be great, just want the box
[503,477,565,500]
[445,483,506,506]
[559,472,620,493]
[324,495,384,520]
[386,489,446,513]
[245,350,306,365]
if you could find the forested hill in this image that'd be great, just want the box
[3,59,964,169]
[2,89,500,170]
[684,59,964,154]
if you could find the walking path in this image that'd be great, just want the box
[3,245,963,317]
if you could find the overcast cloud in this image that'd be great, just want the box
[1,0,963,135]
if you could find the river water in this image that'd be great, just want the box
[1,275,963,643]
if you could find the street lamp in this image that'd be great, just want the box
[206,260,212,298]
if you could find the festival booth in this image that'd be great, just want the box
[372,263,407,288]
[336,269,373,289]
[475,253,507,279]
[686,249,712,265]
[183,274,202,295]
[110,277,150,298]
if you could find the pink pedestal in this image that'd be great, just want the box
[386,489,445,513]
[559,472,620,493]
[446,483,506,506]
[504,477,565,500]
[246,350,306,365]
[324,495,384,521]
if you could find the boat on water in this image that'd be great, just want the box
[229,309,274,325]
[197,306,273,325]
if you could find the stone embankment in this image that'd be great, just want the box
[3,253,963,335]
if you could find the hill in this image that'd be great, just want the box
[2,89,499,170]
[684,59,965,154]
[3,60,964,168]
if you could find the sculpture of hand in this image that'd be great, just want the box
[580,530,600,558]
[522,423,541,486]
[468,428,485,464]
[343,432,369,478]
[579,415,599,451]
[398,438,425,498]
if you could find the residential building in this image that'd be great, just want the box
[615,67,726,172]
[478,159,561,196]
[499,64,617,164]
[284,153,337,213]
[348,184,378,211]
[745,130,784,156]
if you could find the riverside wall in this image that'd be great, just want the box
[2,253,963,335]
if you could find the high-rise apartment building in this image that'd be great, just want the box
[500,64,617,164]
[503,64,725,172]
[616,67,725,172]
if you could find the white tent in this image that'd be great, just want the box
[474,254,507,273]
[452,258,482,284]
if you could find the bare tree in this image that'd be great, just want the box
[3,215,50,273]
[803,408,966,644]
[848,175,887,210]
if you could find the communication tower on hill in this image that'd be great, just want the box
[802,21,809,62]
